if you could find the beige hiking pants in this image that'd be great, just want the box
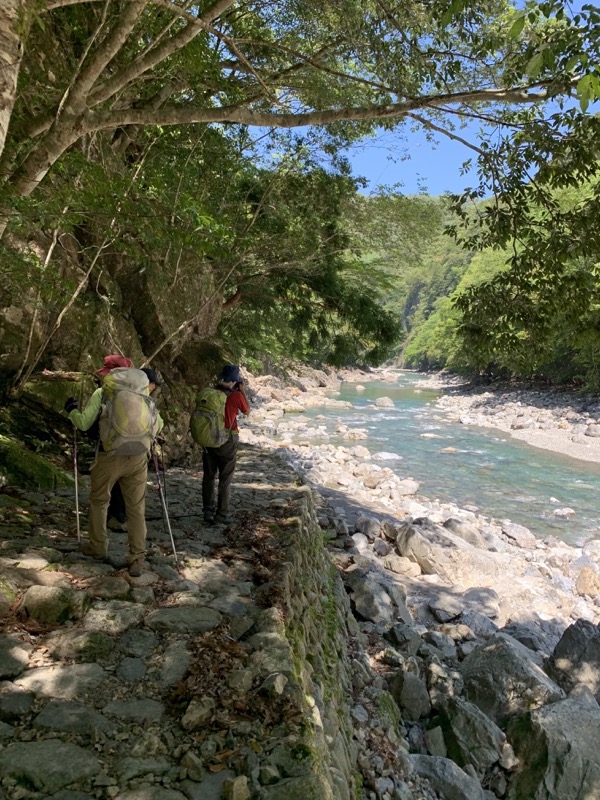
[88,452,148,564]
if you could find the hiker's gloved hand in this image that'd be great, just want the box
[153,442,166,470]
[64,397,79,413]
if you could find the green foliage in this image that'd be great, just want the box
[3,0,600,381]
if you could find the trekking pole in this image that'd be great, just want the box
[152,445,178,566]
[73,428,81,542]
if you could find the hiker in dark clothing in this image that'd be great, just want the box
[202,365,250,525]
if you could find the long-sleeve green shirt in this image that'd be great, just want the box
[68,387,164,433]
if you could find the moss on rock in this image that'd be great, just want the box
[0,435,73,490]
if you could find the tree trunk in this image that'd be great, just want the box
[0,0,27,169]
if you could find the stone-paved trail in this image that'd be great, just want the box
[0,447,350,800]
[0,442,442,800]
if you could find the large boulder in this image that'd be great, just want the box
[410,755,485,800]
[343,565,412,626]
[507,697,600,799]
[388,520,514,588]
[545,619,600,699]
[438,697,508,780]
[443,518,489,550]
[461,634,564,726]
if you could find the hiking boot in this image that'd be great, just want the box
[128,560,143,578]
[107,517,127,532]
[79,542,108,561]
[203,511,216,526]
[215,512,233,525]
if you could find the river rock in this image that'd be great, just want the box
[355,515,381,539]
[390,519,511,587]
[375,397,395,408]
[343,566,411,626]
[429,591,465,622]
[438,697,507,779]
[575,566,600,596]
[545,618,600,698]
[410,755,485,800]
[391,670,431,720]
[461,634,565,725]
[501,522,538,549]
[382,552,421,577]
[443,518,489,550]
[507,697,600,799]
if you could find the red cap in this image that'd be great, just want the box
[93,354,133,378]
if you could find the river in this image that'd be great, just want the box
[303,372,600,545]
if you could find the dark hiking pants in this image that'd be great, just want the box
[108,481,127,523]
[202,436,239,515]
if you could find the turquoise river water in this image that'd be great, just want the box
[304,372,600,545]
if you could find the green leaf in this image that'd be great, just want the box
[526,51,544,78]
[509,15,526,39]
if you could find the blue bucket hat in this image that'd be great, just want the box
[218,364,241,383]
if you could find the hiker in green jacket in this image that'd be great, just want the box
[65,364,163,577]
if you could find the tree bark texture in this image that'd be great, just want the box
[0,0,27,173]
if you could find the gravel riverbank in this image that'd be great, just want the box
[417,372,600,464]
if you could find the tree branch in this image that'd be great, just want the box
[406,111,484,155]
[63,0,147,105]
[87,0,237,108]
[90,82,564,132]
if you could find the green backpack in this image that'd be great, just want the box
[190,388,229,447]
[99,368,158,455]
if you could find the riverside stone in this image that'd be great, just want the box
[575,565,600,596]
[545,618,600,698]
[461,634,565,726]
[410,755,485,800]
[438,697,506,779]
[508,697,600,799]
[391,520,512,587]
[501,522,538,549]
[429,592,464,622]
[443,518,489,549]
[391,671,431,721]
[261,775,335,800]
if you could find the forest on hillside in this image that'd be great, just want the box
[1,0,600,395]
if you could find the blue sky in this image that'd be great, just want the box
[347,96,595,197]
[347,124,479,196]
